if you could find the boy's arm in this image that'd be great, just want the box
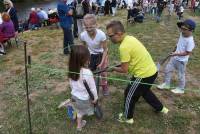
[170,40,195,56]
[170,51,192,56]
[113,62,129,73]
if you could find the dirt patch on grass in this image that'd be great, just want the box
[10,66,24,75]
[52,81,69,95]
[29,90,44,102]
[186,71,200,89]
[188,119,198,134]
[0,77,5,91]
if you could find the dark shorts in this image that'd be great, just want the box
[89,53,103,71]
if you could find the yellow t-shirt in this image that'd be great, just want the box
[119,35,157,78]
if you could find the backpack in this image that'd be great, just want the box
[76,3,84,17]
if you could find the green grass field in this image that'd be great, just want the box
[0,9,200,134]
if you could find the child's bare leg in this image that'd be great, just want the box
[77,114,86,131]
[76,112,86,131]
[77,115,83,128]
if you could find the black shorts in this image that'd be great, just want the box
[89,53,103,71]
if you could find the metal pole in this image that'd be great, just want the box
[24,41,32,134]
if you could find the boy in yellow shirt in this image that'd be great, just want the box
[106,21,168,124]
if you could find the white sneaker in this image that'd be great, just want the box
[157,83,170,90]
[171,88,184,94]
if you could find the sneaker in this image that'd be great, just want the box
[118,113,123,118]
[0,48,6,55]
[160,107,169,114]
[171,88,184,94]
[77,120,87,131]
[103,89,110,96]
[157,83,170,90]
[58,99,71,108]
[117,113,134,124]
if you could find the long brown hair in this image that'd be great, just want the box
[68,45,90,81]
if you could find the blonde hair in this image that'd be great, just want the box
[83,14,97,25]
[2,12,11,22]
[3,0,13,7]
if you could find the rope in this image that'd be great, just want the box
[29,62,200,93]
[13,35,200,93]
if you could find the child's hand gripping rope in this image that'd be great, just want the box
[157,46,177,71]
[93,64,121,75]
[93,64,121,95]
[156,55,171,71]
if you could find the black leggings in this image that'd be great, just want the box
[124,72,163,119]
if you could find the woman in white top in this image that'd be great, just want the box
[80,14,109,96]
[68,45,98,131]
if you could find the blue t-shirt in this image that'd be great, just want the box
[37,11,45,20]
[57,2,73,29]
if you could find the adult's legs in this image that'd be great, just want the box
[111,7,116,16]
[77,19,84,35]
[156,9,163,22]
[63,27,74,55]
[127,9,132,20]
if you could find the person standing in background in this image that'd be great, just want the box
[111,0,117,16]
[28,8,40,30]
[40,8,49,26]
[3,0,19,33]
[57,0,74,55]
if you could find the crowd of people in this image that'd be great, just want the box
[26,7,60,30]
[0,0,60,55]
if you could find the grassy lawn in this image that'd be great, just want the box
[0,9,200,134]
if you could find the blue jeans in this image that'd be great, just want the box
[151,7,157,17]
[156,8,163,22]
[164,58,187,89]
[62,27,74,54]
